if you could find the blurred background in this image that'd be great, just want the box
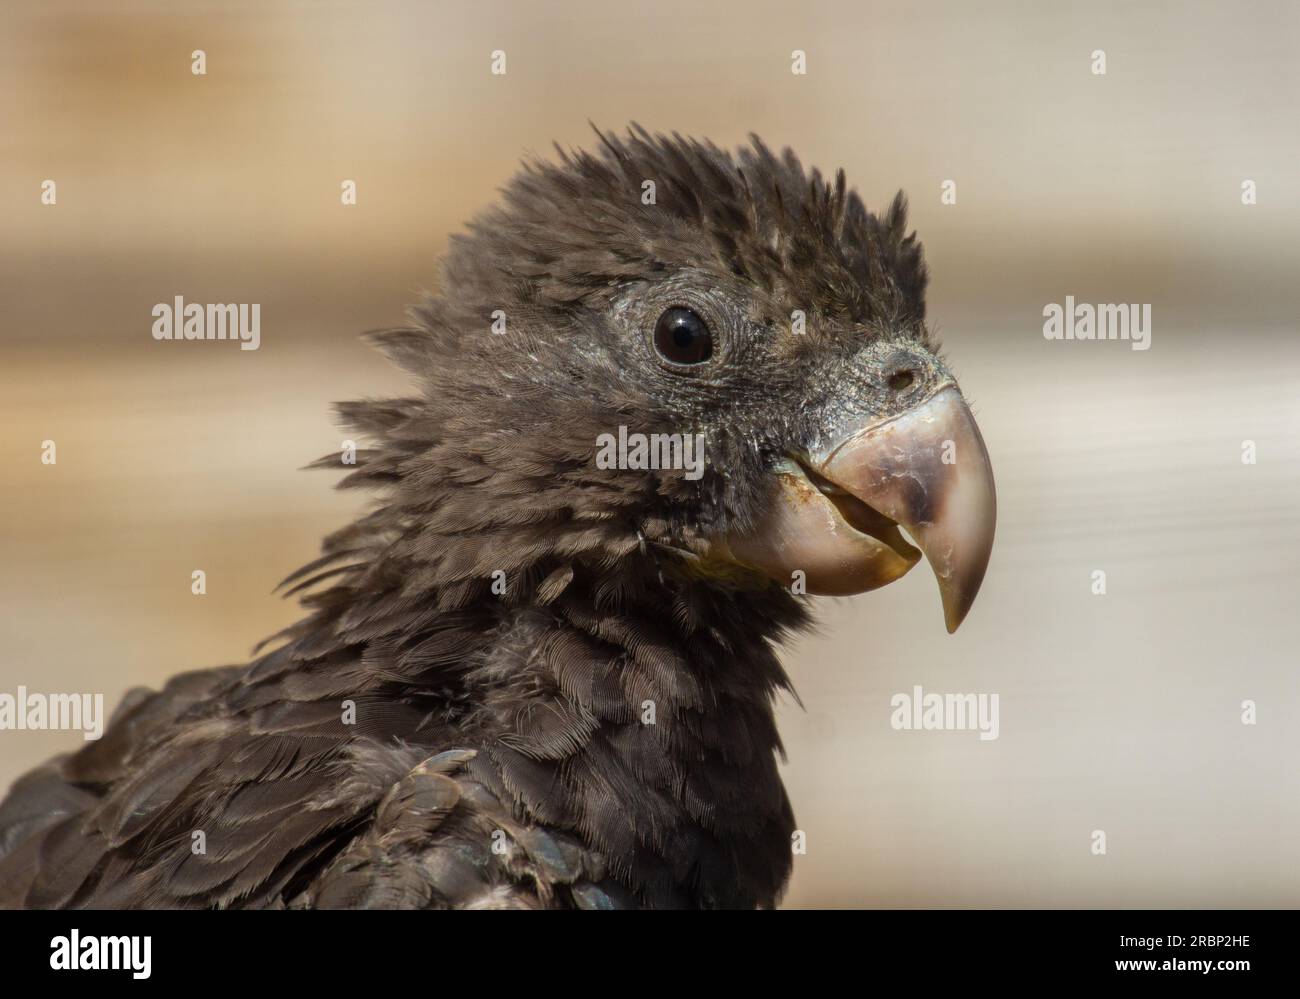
[2,0,1298,906]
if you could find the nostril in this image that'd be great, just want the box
[886,369,915,393]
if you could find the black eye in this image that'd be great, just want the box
[653,307,713,365]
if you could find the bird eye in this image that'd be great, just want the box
[653,307,713,365]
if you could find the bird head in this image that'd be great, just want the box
[356,126,995,632]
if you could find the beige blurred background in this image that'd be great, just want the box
[2,0,1298,907]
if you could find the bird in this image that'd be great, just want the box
[0,125,996,910]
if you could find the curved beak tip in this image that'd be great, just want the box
[941,584,977,634]
[710,386,995,633]
[819,386,997,633]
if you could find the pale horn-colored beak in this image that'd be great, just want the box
[811,385,997,632]
[719,384,996,632]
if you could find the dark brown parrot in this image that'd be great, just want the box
[0,126,995,909]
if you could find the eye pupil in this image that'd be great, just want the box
[654,307,713,365]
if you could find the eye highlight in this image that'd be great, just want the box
[653,307,713,365]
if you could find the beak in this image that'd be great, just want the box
[720,385,996,632]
